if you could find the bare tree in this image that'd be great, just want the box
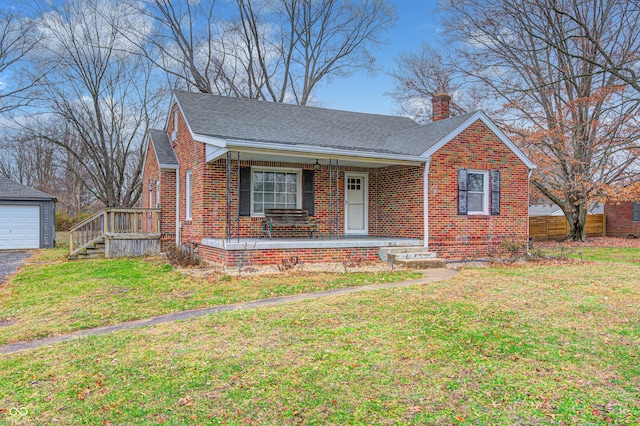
[0,123,96,216]
[392,0,640,240]
[29,0,164,208]
[0,132,57,192]
[388,43,476,121]
[0,7,43,114]
[132,0,395,105]
[528,0,640,97]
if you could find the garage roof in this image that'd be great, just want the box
[0,177,56,201]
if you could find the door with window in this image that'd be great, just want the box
[344,173,368,234]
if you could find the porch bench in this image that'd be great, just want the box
[260,209,321,239]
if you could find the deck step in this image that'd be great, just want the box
[68,237,106,260]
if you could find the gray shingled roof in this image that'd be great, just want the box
[148,129,179,167]
[174,90,420,154]
[0,177,56,201]
[171,91,536,168]
[382,112,479,155]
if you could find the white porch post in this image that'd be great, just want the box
[175,169,181,246]
[423,159,431,249]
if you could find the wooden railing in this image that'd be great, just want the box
[530,214,606,241]
[69,208,160,256]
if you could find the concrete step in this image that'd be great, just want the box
[390,252,437,261]
[394,258,446,269]
[378,246,436,262]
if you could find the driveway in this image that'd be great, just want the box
[0,251,31,284]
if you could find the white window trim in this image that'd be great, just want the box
[185,170,192,220]
[250,166,302,217]
[467,170,489,215]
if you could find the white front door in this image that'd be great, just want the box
[344,173,368,234]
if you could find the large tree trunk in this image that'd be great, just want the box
[565,205,588,242]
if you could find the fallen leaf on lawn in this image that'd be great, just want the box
[178,396,194,406]
[408,406,422,413]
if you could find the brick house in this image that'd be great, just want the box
[142,91,535,266]
[605,202,640,237]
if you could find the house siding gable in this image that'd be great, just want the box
[428,119,529,258]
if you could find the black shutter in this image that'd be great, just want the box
[491,169,501,215]
[302,169,315,216]
[458,168,468,215]
[239,167,251,216]
[633,202,640,221]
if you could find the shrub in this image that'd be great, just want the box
[166,244,202,267]
[56,210,95,231]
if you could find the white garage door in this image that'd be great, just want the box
[0,205,40,249]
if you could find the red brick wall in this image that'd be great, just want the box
[428,119,529,258]
[605,202,640,237]
[142,139,159,209]
[158,170,176,250]
[371,165,424,238]
[199,244,380,267]
[142,134,178,250]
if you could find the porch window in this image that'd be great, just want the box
[185,170,192,220]
[467,170,489,214]
[251,169,300,215]
[633,202,640,221]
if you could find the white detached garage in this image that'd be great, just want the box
[0,177,56,249]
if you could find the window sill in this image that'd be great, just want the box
[467,213,491,218]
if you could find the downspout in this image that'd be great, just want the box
[527,168,532,248]
[176,169,181,247]
[423,159,431,249]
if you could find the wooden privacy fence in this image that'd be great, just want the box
[529,214,606,241]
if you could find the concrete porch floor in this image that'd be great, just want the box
[201,236,424,251]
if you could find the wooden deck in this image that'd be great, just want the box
[69,209,161,259]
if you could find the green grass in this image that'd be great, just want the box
[0,252,419,345]
[1,259,638,424]
[568,247,640,264]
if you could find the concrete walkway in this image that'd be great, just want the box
[0,268,457,355]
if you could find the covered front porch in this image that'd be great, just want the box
[185,147,433,266]
[195,236,444,268]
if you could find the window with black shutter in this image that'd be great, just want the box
[302,169,315,216]
[458,168,468,215]
[458,168,500,215]
[633,202,640,221]
[239,167,251,216]
[490,170,500,215]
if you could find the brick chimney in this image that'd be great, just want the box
[432,94,451,122]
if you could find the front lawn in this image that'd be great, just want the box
[1,256,638,424]
[0,251,419,345]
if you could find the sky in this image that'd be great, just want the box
[316,0,442,116]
